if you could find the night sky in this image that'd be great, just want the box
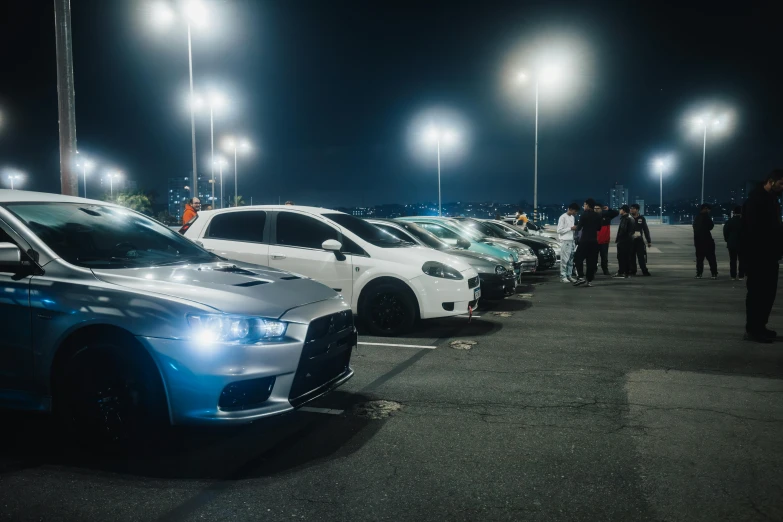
[1,0,780,208]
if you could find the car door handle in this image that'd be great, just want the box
[270,254,286,260]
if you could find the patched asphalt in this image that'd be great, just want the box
[1,225,781,521]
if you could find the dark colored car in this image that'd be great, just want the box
[454,218,558,270]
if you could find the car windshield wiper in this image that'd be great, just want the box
[153,256,216,267]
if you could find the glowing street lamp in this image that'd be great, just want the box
[690,113,729,204]
[149,0,209,198]
[7,173,23,191]
[213,156,228,209]
[75,153,95,198]
[424,126,459,216]
[203,91,227,208]
[222,137,251,207]
[515,65,563,222]
[105,170,122,198]
[653,156,674,224]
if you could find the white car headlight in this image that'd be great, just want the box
[494,265,507,274]
[187,314,287,343]
[422,261,464,280]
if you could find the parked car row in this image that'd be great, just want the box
[0,190,561,444]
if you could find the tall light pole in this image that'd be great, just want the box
[691,115,725,205]
[223,137,251,207]
[653,155,673,225]
[75,156,94,198]
[424,126,458,217]
[214,157,227,208]
[208,92,226,208]
[150,0,208,199]
[106,171,121,198]
[8,174,22,191]
[516,67,562,222]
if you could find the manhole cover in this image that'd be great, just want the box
[352,400,403,419]
[450,339,477,350]
[492,312,513,317]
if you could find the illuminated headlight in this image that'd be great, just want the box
[422,261,464,280]
[527,248,535,256]
[494,265,507,274]
[187,314,287,343]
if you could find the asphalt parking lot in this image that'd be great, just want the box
[1,225,781,522]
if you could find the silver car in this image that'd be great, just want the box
[0,190,354,442]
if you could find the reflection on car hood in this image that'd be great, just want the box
[92,261,340,320]
[444,249,507,268]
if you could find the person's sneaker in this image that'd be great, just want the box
[731,277,737,281]
[568,277,577,283]
[572,278,586,286]
[642,272,651,276]
[612,273,625,279]
[695,274,703,279]
[602,270,610,276]
[763,328,777,339]
[560,278,571,283]
[711,275,718,280]
[585,281,593,287]
[744,332,773,344]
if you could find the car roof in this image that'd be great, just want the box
[195,205,347,217]
[0,189,99,204]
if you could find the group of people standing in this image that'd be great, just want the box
[557,199,651,287]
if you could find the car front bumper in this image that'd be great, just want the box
[410,271,481,319]
[479,272,517,299]
[138,300,355,425]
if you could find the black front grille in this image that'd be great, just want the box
[468,276,480,288]
[289,310,355,406]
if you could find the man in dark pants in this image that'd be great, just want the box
[573,198,603,288]
[723,206,744,280]
[595,203,619,275]
[629,203,652,276]
[613,205,634,278]
[693,203,718,279]
[742,170,783,343]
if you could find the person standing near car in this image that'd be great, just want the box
[741,170,783,343]
[557,203,579,283]
[693,203,718,279]
[629,203,652,276]
[595,203,619,276]
[573,198,602,287]
[613,205,635,278]
[182,197,200,225]
[723,206,744,281]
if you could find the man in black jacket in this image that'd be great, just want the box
[629,204,652,276]
[595,203,619,275]
[742,170,783,343]
[693,203,718,279]
[613,205,634,278]
[573,198,603,287]
[723,206,743,280]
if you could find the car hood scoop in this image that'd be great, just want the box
[91,261,339,319]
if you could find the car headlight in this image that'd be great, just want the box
[422,261,464,280]
[187,314,287,343]
[495,265,507,274]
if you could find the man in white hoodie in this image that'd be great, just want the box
[557,203,580,283]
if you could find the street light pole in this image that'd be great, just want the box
[436,137,442,217]
[210,104,215,207]
[82,163,87,198]
[187,22,198,198]
[233,144,238,207]
[219,161,224,209]
[109,176,114,198]
[533,78,539,222]
[9,177,15,191]
[659,163,664,224]
[700,123,707,205]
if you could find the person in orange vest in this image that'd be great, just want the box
[182,197,200,225]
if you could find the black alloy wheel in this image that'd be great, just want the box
[361,283,416,336]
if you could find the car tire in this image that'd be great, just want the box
[54,339,169,451]
[360,282,417,337]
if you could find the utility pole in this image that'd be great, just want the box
[54,0,78,196]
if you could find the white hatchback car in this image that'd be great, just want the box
[182,206,481,336]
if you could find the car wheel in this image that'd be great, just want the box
[54,340,168,450]
[361,282,417,337]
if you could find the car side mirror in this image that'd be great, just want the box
[457,238,471,249]
[322,239,342,252]
[0,242,22,267]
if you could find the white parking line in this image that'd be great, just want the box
[457,315,481,318]
[358,342,436,349]
[298,407,345,415]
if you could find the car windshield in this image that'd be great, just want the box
[457,219,504,238]
[326,213,413,248]
[448,221,488,241]
[5,202,217,269]
[395,221,449,250]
